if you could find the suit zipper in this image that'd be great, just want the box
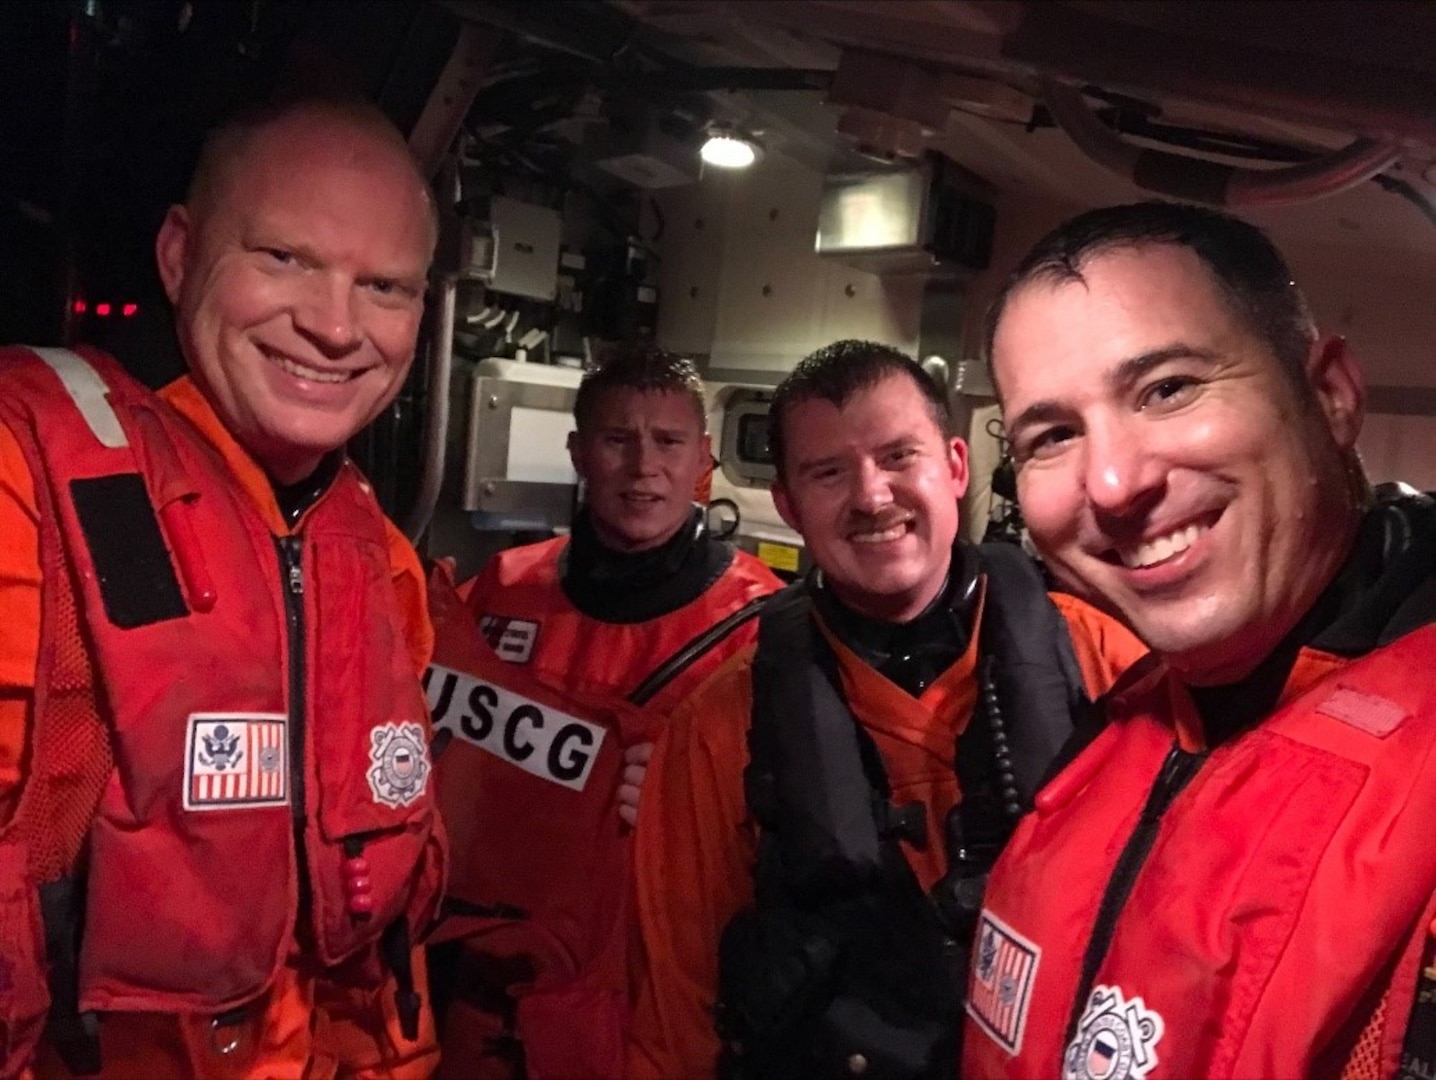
[277,537,307,838]
[1061,745,1207,1053]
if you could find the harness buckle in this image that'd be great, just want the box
[874,799,928,849]
[209,1006,251,1057]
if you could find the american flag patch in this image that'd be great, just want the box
[479,616,540,663]
[183,713,288,811]
[967,908,1041,1055]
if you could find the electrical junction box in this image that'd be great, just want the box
[463,196,564,301]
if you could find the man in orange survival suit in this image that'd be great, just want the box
[625,340,1144,1079]
[424,345,782,1080]
[0,96,446,1079]
[964,202,1436,1080]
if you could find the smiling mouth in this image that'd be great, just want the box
[1114,521,1208,569]
[850,517,913,544]
[264,349,357,385]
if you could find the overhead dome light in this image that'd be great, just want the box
[700,131,760,169]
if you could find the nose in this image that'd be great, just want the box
[850,458,894,514]
[627,436,660,476]
[293,275,361,355]
[1083,417,1164,519]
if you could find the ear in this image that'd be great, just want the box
[567,429,585,479]
[154,205,192,305]
[1305,334,1365,451]
[772,478,802,535]
[947,435,971,500]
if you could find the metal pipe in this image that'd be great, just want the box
[1043,81,1401,208]
[401,276,457,543]
[1226,138,1402,206]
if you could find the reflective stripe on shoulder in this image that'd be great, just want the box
[30,347,129,449]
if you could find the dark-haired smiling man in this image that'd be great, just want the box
[626,340,1143,1079]
[967,201,1436,1080]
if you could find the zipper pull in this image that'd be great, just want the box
[282,539,304,595]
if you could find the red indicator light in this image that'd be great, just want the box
[73,300,87,314]
[95,303,111,317]
[122,303,138,317]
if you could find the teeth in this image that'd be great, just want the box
[270,352,351,384]
[852,524,908,544]
[1121,523,1203,569]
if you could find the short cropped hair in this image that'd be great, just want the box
[983,201,1317,396]
[573,345,707,433]
[187,93,437,239]
[769,339,951,481]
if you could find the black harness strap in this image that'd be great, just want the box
[380,918,422,1042]
[627,593,770,707]
[745,584,884,902]
[722,544,1088,1078]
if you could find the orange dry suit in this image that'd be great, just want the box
[963,494,1436,1080]
[625,542,1147,1079]
[428,511,782,1080]
[0,346,445,1080]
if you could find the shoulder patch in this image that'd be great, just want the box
[1063,984,1164,1080]
[1317,686,1408,738]
[479,615,540,663]
[184,714,288,811]
[967,909,1041,1056]
[367,722,432,807]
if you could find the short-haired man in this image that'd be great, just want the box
[966,201,1436,1079]
[625,340,1144,1079]
[0,99,446,1077]
[425,345,782,1080]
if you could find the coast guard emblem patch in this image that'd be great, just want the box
[367,722,431,808]
[1063,985,1164,1080]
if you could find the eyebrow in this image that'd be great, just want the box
[793,436,916,477]
[596,424,694,438]
[1006,343,1220,436]
[255,237,427,289]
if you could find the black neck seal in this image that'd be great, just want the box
[560,505,734,623]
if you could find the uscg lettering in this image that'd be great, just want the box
[424,663,605,791]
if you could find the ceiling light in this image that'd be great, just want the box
[700,131,760,169]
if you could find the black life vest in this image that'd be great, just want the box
[717,541,1086,1080]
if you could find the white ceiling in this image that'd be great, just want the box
[618,0,1436,264]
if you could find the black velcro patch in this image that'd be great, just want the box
[70,474,188,629]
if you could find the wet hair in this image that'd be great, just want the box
[187,93,437,240]
[573,344,707,432]
[983,201,1317,398]
[769,339,951,481]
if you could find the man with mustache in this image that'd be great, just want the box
[424,345,782,1080]
[625,339,1144,1078]
[0,97,445,1078]
[965,201,1436,1080]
